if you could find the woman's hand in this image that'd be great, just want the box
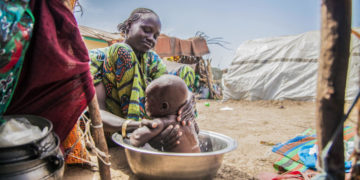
[177,92,197,126]
[148,115,182,151]
[140,119,159,129]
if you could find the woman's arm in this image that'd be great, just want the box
[95,82,149,134]
[95,81,107,110]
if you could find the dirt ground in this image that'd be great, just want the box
[63,99,358,180]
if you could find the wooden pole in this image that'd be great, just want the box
[63,1,111,179]
[204,59,214,99]
[88,95,111,180]
[316,0,351,179]
[206,59,219,100]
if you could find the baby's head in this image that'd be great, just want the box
[145,75,188,117]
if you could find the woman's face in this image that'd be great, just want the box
[125,13,161,54]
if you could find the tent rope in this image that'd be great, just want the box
[64,112,111,166]
[82,113,111,166]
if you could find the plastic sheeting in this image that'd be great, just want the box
[223,29,360,101]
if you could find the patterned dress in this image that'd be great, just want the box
[90,43,195,121]
[0,0,34,118]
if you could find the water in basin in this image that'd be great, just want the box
[121,133,228,153]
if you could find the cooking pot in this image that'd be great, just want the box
[0,115,64,180]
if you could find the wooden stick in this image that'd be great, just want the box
[204,59,214,99]
[206,59,219,99]
[88,95,111,180]
[316,0,351,179]
[63,1,111,179]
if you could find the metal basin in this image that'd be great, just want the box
[112,130,237,180]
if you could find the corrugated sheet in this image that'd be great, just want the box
[154,34,210,57]
[78,25,124,42]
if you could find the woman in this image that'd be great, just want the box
[90,8,196,150]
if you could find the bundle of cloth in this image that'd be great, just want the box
[272,126,355,174]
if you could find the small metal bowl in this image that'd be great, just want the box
[112,130,237,180]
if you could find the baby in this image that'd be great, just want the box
[130,75,200,153]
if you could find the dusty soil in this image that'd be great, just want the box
[63,99,358,180]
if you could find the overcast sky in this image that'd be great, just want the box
[75,0,360,69]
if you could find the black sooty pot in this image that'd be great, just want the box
[0,115,64,180]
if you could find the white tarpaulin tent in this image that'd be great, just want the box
[223,28,360,101]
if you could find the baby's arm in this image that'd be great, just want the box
[130,119,164,147]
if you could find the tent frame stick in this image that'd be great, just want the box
[316,0,351,179]
[204,59,214,99]
[64,1,111,179]
[88,95,111,180]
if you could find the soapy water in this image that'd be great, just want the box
[199,135,213,152]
